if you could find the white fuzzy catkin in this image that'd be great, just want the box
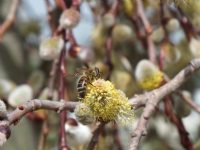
[8,84,33,107]
[0,78,16,98]
[39,37,64,60]
[0,100,7,118]
[59,9,80,30]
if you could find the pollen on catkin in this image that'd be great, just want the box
[135,59,163,90]
[75,79,135,127]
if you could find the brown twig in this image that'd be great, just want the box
[136,0,157,64]
[4,100,78,126]
[87,122,106,150]
[59,0,67,10]
[104,0,118,80]
[38,117,49,150]
[44,0,56,33]
[128,57,200,150]
[164,96,194,150]
[105,28,114,80]
[0,0,21,41]
[136,0,151,34]
[176,90,200,113]
[131,15,147,50]
[58,29,68,149]
[113,123,123,150]
[168,6,193,41]
[48,58,59,100]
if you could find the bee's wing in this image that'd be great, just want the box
[65,73,82,77]
[76,68,93,73]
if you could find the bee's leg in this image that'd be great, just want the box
[88,82,95,87]
[78,91,85,99]
[99,72,102,78]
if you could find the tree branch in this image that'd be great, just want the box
[136,0,157,64]
[0,58,200,149]
[0,0,20,41]
[128,57,200,150]
[5,100,78,126]
[38,117,49,150]
[44,0,56,33]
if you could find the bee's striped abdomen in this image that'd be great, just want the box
[77,76,88,99]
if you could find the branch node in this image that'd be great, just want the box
[131,132,137,137]
[13,119,20,126]
[189,59,197,71]
[142,130,147,136]
[57,99,66,113]
[18,106,24,110]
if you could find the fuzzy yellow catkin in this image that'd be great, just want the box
[135,59,163,90]
[75,79,135,127]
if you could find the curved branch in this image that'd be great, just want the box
[6,100,78,126]
[129,58,200,150]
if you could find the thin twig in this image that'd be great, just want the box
[136,0,157,64]
[59,0,67,10]
[48,58,59,100]
[44,0,56,33]
[104,0,118,80]
[87,122,106,150]
[113,123,123,150]
[131,15,147,50]
[136,0,151,34]
[176,90,200,113]
[38,117,49,150]
[168,6,193,41]
[58,30,68,149]
[0,0,21,41]
[164,96,194,150]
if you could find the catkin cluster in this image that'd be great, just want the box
[75,79,135,127]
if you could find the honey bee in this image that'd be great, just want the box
[66,67,101,99]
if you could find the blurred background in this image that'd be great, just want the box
[0,0,200,150]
